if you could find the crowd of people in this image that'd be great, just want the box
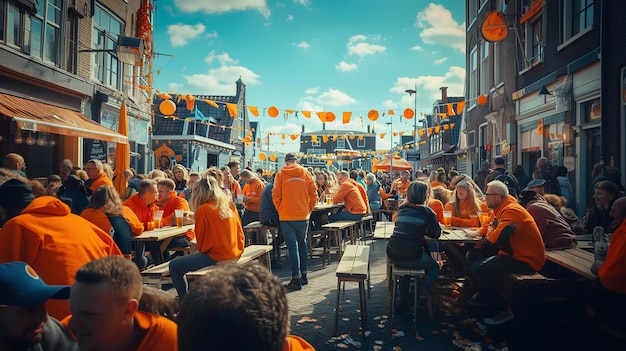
[1,149,625,349]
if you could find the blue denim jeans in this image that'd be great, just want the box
[388,252,440,305]
[169,252,218,299]
[280,220,309,278]
[328,211,364,222]
[469,254,534,312]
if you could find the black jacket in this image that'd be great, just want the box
[387,205,441,262]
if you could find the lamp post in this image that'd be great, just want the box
[386,121,393,177]
[406,84,418,170]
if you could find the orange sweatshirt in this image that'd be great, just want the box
[393,179,411,196]
[194,200,244,261]
[598,220,626,293]
[272,164,318,221]
[88,172,113,193]
[80,206,144,236]
[159,193,190,226]
[444,200,488,227]
[284,335,316,351]
[243,177,265,212]
[123,193,158,227]
[0,196,122,319]
[479,195,546,271]
[430,180,447,189]
[62,310,177,351]
[333,181,367,215]
[428,198,445,223]
[350,179,370,212]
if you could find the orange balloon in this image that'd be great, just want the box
[259,152,267,161]
[403,108,415,119]
[269,154,277,162]
[367,110,379,121]
[243,136,251,143]
[477,95,488,105]
[268,106,279,118]
[325,112,336,122]
[290,134,298,140]
[326,160,333,166]
[159,100,176,115]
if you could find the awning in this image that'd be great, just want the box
[0,93,127,144]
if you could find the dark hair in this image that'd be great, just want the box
[177,263,288,351]
[555,166,568,178]
[405,180,428,205]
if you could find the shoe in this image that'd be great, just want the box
[301,274,308,286]
[467,292,487,307]
[284,278,302,291]
[484,309,514,325]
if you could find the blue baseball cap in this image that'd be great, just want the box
[0,262,70,307]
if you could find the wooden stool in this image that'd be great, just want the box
[389,264,433,338]
[358,215,374,244]
[335,245,370,336]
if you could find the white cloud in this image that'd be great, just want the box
[416,3,466,52]
[182,65,261,95]
[286,14,294,21]
[294,0,311,7]
[168,82,183,92]
[173,0,270,18]
[391,66,466,106]
[410,45,423,51]
[382,99,397,109]
[317,88,357,107]
[348,42,386,58]
[305,87,320,95]
[167,23,206,47]
[335,61,357,72]
[434,57,449,65]
[347,35,368,46]
[204,51,238,65]
[296,41,310,49]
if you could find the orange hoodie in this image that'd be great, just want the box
[479,195,546,271]
[444,200,488,227]
[243,177,265,212]
[428,198,445,223]
[272,164,318,221]
[283,335,316,351]
[350,179,370,213]
[393,179,411,196]
[80,206,144,237]
[194,200,244,261]
[123,193,158,227]
[159,193,190,226]
[333,180,367,215]
[598,220,626,293]
[0,196,122,319]
[88,171,113,193]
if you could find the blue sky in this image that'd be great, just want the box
[152,0,466,152]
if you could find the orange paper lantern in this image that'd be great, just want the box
[326,160,333,166]
[367,110,379,121]
[268,106,279,118]
[269,154,277,162]
[477,95,488,105]
[159,100,176,115]
[259,152,267,161]
[403,108,415,119]
[325,112,336,122]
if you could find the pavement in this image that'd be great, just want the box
[271,236,618,351]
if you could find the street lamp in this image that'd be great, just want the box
[386,121,393,177]
[406,83,418,169]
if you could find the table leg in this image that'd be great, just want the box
[134,242,146,269]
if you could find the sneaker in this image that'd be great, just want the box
[484,309,514,325]
[300,274,308,286]
[284,278,302,291]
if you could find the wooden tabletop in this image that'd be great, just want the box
[313,203,343,212]
[545,248,596,280]
[133,224,194,241]
[428,225,482,244]
[372,222,394,239]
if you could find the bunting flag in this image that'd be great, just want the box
[326,112,336,122]
[316,111,326,122]
[302,111,311,118]
[387,109,395,115]
[380,133,387,139]
[203,99,219,109]
[332,135,338,141]
[322,135,329,142]
[226,103,238,118]
[311,135,318,143]
[248,105,259,117]
[358,134,364,140]
[342,112,352,124]
[456,101,466,115]
[447,103,455,116]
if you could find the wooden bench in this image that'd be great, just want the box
[141,245,273,289]
[185,245,273,283]
[334,245,370,336]
[358,215,374,244]
[388,264,433,337]
[321,220,359,266]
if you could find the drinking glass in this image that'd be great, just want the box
[325,194,332,204]
[153,210,164,229]
[175,209,184,228]
[443,210,452,229]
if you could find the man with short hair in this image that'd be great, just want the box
[66,256,177,351]
[536,157,561,196]
[468,180,545,325]
[156,178,193,261]
[393,170,412,198]
[0,261,77,351]
[483,157,521,198]
[239,169,265,226]
[84,159,113,195]
[329,171,368,222]
[272,153,317,291]
[179,172,200,201]
[525,178,546,196]
[2,152,26,177]
[0,180,122,319]
[178,263,313,351]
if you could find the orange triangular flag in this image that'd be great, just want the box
[332,135,338,141]
[456,101,466,115]
[393,132,398,137]
[248,105,259,117]
[312,135,318,143]
[450,123,455,129]
[388,109,395,115]
[358,134,364,140]
[427,128,433,135]
[281,133,285,139]
[203,99,219,109]
[342,112,352,124]
[226,103,238,118]
[418,129,424,137]
[435,126,441,133]
[301,111,311,118]
[316,111,327,123]
[322,135,329,143]
[285,109,294,115]
[443,124,449,130]
[447,103,455,116]
[380,133,387,139]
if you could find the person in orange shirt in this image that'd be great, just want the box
[66,256,177,351]
[329,171,367,222]
[123,179,159,268]
[84,159,113,195]
[393,170,412,198]
[239,169,265,226]
[178,263,314,351]
[154,178,193,261]
[0,189,122,320]
[445,179,488,227]
[81,186,144,256]
[468,180,545,326]
[169,175,244,299]
[221,166,241,203]
[349,171,370,213]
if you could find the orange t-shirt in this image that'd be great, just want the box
[243,177,265,212]
[284,335,316,351]
[444,200,488,227]
[89,172,113,193]
[0,196,122,319]
[194,200,245,261]
[80,206,144,236]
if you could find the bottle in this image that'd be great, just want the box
[593,226,608,264]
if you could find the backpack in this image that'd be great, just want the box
[495,170,520,199]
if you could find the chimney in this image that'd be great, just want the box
[440,86,448,103]
[322,123,326,131]
[301,124,305,133]
[367,125,371,134]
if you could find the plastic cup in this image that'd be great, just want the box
[153,210,164,229]
[146,221,155,231]
[443,211,452,229]
[175,209,184,228]
[237,194,244,204]
[325,194,332,204]
[470,214,479,229]
[478,211,490,227]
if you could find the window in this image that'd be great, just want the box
[524,16,544,68]
[563,0,593,42]
[312,136,320,147]
[29,0,61,63]
[467,131,475,147]
[92,4,123,88]
[337,138,345,149]
[468,0,478,27]
[469,46,478,107]
[480,41,489,94]
[357,137,365,148]
[306,149,324,164]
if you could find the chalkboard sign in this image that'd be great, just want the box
[83,139,108,163]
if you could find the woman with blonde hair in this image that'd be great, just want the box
[220,165,241,202]
[169,175,245,299]
[445,179,488,227]
[172,164,190,195]
[80,185,144,255]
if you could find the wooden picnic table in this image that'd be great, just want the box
[426,225,482,268]
[133,224,194,265]
[372,221,394,240]
[545,247,596,280]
